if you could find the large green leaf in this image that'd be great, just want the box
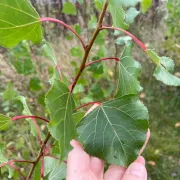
[45,80,76,160]
[109,0,129,29]
[147,50,180,86]
[78,95,149,167]
[0,0,42,48]
[116,43,142,97]
[0,114,12,130]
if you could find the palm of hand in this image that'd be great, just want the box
[66,140,148,180]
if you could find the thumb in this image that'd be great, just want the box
[122,156,147,180]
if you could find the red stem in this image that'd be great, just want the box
[85,57,119,68]
[75,102,101,111]
[56,64,63,81]
[11,115,49,123]
[10,164,26,180]
[40,17,86,50]
[32,118,43,145]
[100,26,147,51]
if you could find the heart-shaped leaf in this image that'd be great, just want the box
[116,43,142,97]
[78,95,149,167]
[0,0,42,48]
[45,80,76,160]
[0,114,12,130]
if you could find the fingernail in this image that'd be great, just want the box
[129,162,146,178]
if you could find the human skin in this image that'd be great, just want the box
[66,130,150,180]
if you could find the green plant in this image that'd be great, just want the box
[0,0,179,179]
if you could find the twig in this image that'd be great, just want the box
[26,133,51,180]
[40,17,86,50]
[85,57,119,68]
[69,0,109,92]
[100,26,147,51]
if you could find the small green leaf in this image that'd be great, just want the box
[126,7,140,24]
[154,66,180,86]
[73,84,85,94]
[9,41,35,75]
[109,0,129,29]
[0,0,42,48]
[88,15,97,29]
[94,0,103,11]
[3,82,17,101]
[16,96,38,137]
[116,43,142,97]
[78,95,149,167]
[147,49,180,86]
[115,36,132,45]
[62,2,77,16]
[0,147,13,178]
[160,57,174,72]
[45,80,76,160]
[141,0,152,13]
[42,40,57,65]
[0,114,12,130]
[29,77,42,91]
[70,47,83,57]
[146,49,161,65]
[73,23,81,35]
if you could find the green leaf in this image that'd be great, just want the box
[0,0,42,48]
[70,47,83,57]
[0,114,12,130]
[109,0,129,29]
[73,111,85,125]
[45,80,76,160]
[88,15,97,29]
[116,43,142,97]
[16,96,37,137]
[29,77,42,91]
[9,41,35,75]
[118,0,141,7]
[42,40,57,65]
[141,0,152,13]
[78,95,149,167]
[3,82,17,101]
[154,66,180,86]
[95,31,107,45]
[0,147,13,178]
[73,84,85,94]
[115,36,132,45]
[126,7,140,24]
[73,23,81,35]
[160,57,174,72]
[94,0,103,11]
[48,161,67,180]
[62,2,77,16]
[147,50,180,86]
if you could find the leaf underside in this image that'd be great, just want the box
[0,0,42,48]
[78,95,149,167]
[45,80,76,161]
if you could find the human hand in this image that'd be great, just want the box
[66,130,150,180]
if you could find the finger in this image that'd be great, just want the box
[67,140,91,179]
[104,165,126,180]
[121,160,147,180]
[140,129,150,155]
[90,157,104,180]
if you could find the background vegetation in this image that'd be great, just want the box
[0,0,179,179]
